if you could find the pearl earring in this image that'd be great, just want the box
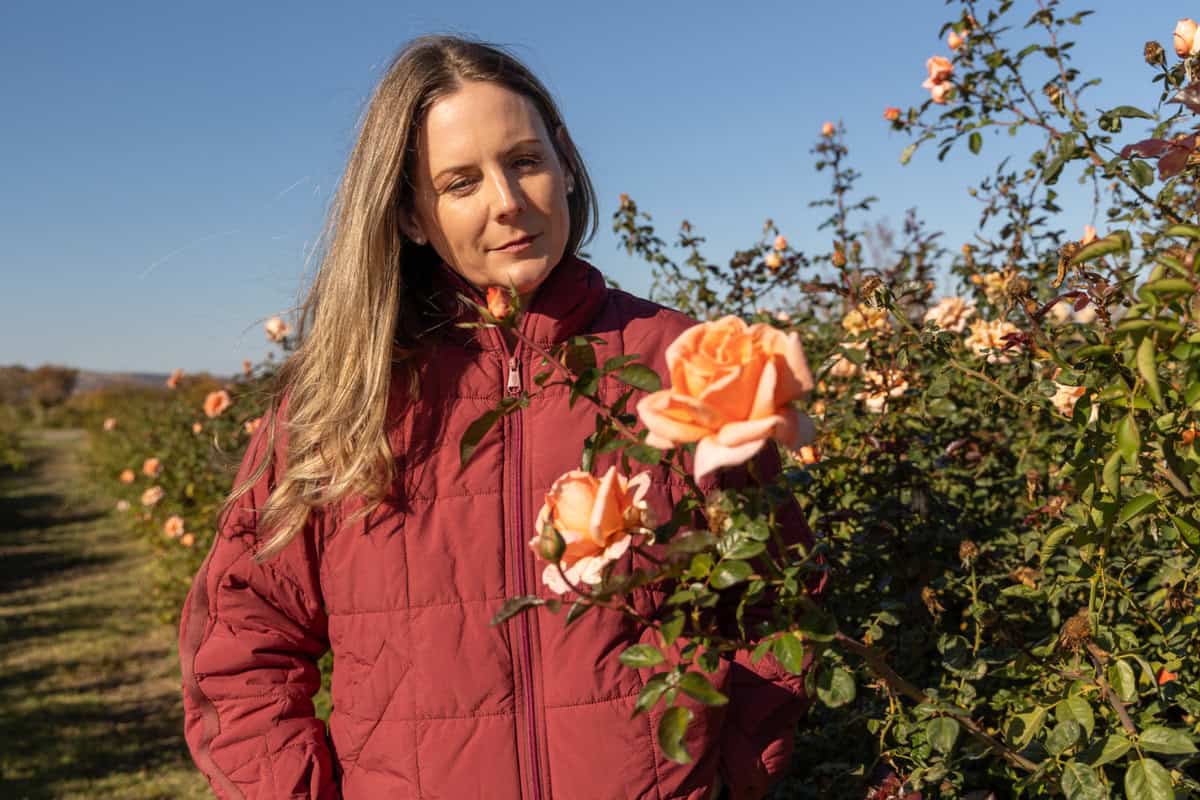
[566,176,575,195]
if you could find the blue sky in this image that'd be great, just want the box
[0,1,1179,374]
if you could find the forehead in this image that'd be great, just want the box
[419,81,550,167]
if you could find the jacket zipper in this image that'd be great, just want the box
[504,346,543,800]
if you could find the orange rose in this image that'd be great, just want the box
[883,106,901,122]
[948,31,964,50]
[924,55,954,84]
[265,315,291,342]
[764,252,783,271]
[244,417,262,435]
[854,368,909,413]
[242,359,253,377]
[1157,667,1179,685]
[141,486,165,507]
[773,234,788,251]
[1081,224,1097,245]
[486,286,513,321]
[821,121,835,137]
[636,316,815,480]
[1050,381,1086,418]
[165,368,183,389]
[102,417,117,431]
[795,445,819,465]
[163,515,185,538]
[928,81,953,104]
[119,468,135,484]
[180,533,196,548]
[192,421,203,435]
[1175,18,1199,57]
[142,457,162,478]
[842,304,891,336]
[530,466,652,594]
[203,390,232,418]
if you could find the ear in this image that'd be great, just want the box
[398,212,427,246]
[553,125,575,188]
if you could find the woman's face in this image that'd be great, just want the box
[405,80,572,299]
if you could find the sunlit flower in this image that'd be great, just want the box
[1175,18,1199,58]
[970,271,1010,307]
[486,286,513,321]
[119,469,135,484]
[163,515,185,538]
[924,297,976,333]
[180,533,196,548]
[244,417,262,435]
[166,368,183,390]
[264,316,291,342]
[821,121,835,137]
[115,500,130,512]
[192,421,203,435]
[142,457,162,478]
[1081,224,1097,245]
[854,368,910,413]
[794,445,820,465]
[842,304,892,336]
[883,106,901,122]
[530,467,653,595]
[1050,381,1086,418]
[765,252,783,271]
[102,417,117,432]
[774,234,788,251]
[827,341,866,379]
[242,359,253,377]
[928,81,953,104]
[203,390,232,418]
[964,319,1022,364]
[140,486,165,507]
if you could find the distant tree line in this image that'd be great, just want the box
[0,365,79,424]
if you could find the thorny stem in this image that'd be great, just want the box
[947,361,1024,403]
[1085,642,1140,737]
[834,632,1042,775]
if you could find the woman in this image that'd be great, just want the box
[179,35,814,800]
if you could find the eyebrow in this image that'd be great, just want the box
[432,138,546,183]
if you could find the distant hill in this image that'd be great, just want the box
[72,370,172,395]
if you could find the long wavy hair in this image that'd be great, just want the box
[226,35,598,561]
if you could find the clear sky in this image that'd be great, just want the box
[0,1,1178,374]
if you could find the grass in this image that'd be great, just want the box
[0,429,210,799]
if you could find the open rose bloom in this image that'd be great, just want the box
[203,389,232,418]
[530,467,653,595]
[636,316,815,480]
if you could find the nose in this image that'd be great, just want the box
[487,166,525,221]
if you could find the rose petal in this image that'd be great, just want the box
[695,435,767,481]
[589,465,625,546]
[637,391,722,446]
[716,416,784,447]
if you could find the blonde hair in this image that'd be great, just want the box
[227,35,598,561]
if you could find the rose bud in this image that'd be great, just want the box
[486,286,513,321]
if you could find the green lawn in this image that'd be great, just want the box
[0,429,210,799]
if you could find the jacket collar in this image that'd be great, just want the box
[427,253,609,351]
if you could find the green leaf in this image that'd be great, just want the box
[602,354,640,373]
[633,674,668,717]
[1102,450,1122,497]
[900,143,917,165]
[1171,514,1200,551]
[1117,414,1141,466]
[614,364,662,393]
[620,644,666,668]
[720,537,766,560]
[1070,231,1131,265]
[926,717,960,754]
[1165,223,1200,239]
[1009,707,1048,749]
[969,131,982,154]
[772,633,807,675]
[1140,725,1198,755]
[1131,159,1155,187]
[709,559,752,589]
[1107,105,1155,120]
[658,706,694,764]
[565,600,590,626]
[1109,660,1138,703]
[1046,720,1082,756]
[1124,758,1175,800]
[1143,277,1194,295]
[678,672,729,706]
[1061,760,1107,800]
[1136,335,1163,409]
[459,409,501,468]
[816,666,856,708]
[1118,493,1158,525]
[489,595,545,626]
[1092,735,1132,767]
[1056,696,1096,738]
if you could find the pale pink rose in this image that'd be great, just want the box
[636,316,815,480]
[1051,381,1087,418]
[142,457,162,478]
[764,252,783,271]
[924,297,976,333]
[842,304,892,336]
[948,31,964,50]
[773,235,788,251]
[180,533,196,548]
[973,271,1010,306]
[928,81,953,104]
[115,500,130,512]
[119,469,135,484]
[192,421,203,434]
[140,486,165,507]
[828,341,867,380]
[883,106,901,122]
[165,368,183,389]
[486,286,513,321]
[1175,18,1199,58]
[924,56,954,84]
[102,417,117,432]
[794,445,820,465]
[821,121,835,137]
[964,319,1022,364]
[203,390,232,418]
[854,368,909,413]
[529,466,653,595]
[264,316,291,342]
[163,515,185,538]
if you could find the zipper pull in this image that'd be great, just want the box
[506,356,521,394]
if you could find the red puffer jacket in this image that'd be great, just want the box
[179,255,817,800]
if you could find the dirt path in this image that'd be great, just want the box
[0,429,209,799]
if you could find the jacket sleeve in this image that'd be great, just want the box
[712,443,825,800]
[178,416,339,800]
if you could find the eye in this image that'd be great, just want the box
[514,154,542,168]
[446,177,476,194]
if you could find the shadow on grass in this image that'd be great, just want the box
[0,432,200,798]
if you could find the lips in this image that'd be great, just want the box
[493,233,539,251]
